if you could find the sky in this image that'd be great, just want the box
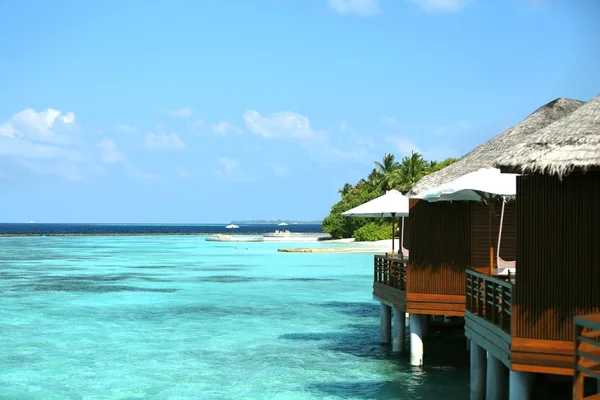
[0,0,599,223]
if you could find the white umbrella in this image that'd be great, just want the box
[414,168,517,202]
[411,168,518,275]
[225,224,239,229]
[342,189,410,258]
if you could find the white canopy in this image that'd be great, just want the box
[342,189,409,218]
[278,222,288,226]
[225,224,239,229]
[412,168,517,202]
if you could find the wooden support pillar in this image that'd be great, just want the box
[380,303,391,344]
[470,341,486,400]
[486,354,508,400]
[392,306,405,353]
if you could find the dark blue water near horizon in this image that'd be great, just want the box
[0,223,323,236]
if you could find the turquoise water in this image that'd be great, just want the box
[0,236,468,399]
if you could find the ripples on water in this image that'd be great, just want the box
[0,235,470,399]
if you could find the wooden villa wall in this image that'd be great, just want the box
[407,199,471,296]
[471,200,517,269]
[513,172,600,342]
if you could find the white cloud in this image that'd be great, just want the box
[267,162,289,177]
[386,135,460,161]
[0,123,19,138]
[178,167,191,179]
[188,119,205,132]
[114,124,138,134]
[95,138,124,164]
[126,165,162,181]
[215,157,252,182]
[356,136,376,149]
[165,106,193,118]
[382,116,398,125]
[0,135,82,161]
[328,0,381,16]
[21,161,85,182]
[340,121,350,132]
[386,136,423,156]
[243,110,321,140]
[2,108,78,146]
[408,0,470,12]
[144,132,186,150]
[212,120,242,136]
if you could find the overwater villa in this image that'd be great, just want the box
[370,98,585,369]
[460,94,600,400]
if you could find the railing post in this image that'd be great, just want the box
[573,319,583,400]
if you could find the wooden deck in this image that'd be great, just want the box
[574,314,600,400]
[465,269,593,376]
[372,254,466,315]
[465,269,513,368]
[373,255,407,309]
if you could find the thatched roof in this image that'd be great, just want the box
[495,94,600,176]
[408,97,585,196]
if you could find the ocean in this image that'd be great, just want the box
[0,227,469,399]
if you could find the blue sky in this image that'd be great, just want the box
[0,0,598,223]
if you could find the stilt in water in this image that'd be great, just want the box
[470,341,486,400]
[392,306,405,353]
[410,313,424,366]
[380,303,391,344]
[486,354,508,400]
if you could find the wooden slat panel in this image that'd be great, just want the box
[465,311,512,368]
[407,199,471,296]
[471,200,517,268]
[514,172,600,342]
[373,282,407,309]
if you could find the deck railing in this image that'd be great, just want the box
[573,314,600,400]
[374,254,407,291]
[466,269,513,334]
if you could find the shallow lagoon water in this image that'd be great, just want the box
[0,236,468,399]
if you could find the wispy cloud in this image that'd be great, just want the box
[188,119,205,132]
[165,106,193,118]
[144,132,186,150]
[381,116,398,125]
[95,138,125,164]
[243,110,321,140]
[340,121,351,132]
[177,167,191,179]
[212,121,242,136]
[267,162,289,177]
[328,0,381,16]
[126,165,162,181]
[215,157,253,182]
[386,135,460,161]
[20,161,86,182]
[408,0,471,12]
[114,124,138,134]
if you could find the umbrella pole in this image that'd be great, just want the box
[391,212,396,258]
[489,197,494,276]
[401,217,405,253]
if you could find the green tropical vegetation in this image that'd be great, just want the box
[321,152,457,240]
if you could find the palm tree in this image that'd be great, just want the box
[374,153,398,175]
[338,183,353,197]
[374,153,400,191]
[392,151,427,192]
